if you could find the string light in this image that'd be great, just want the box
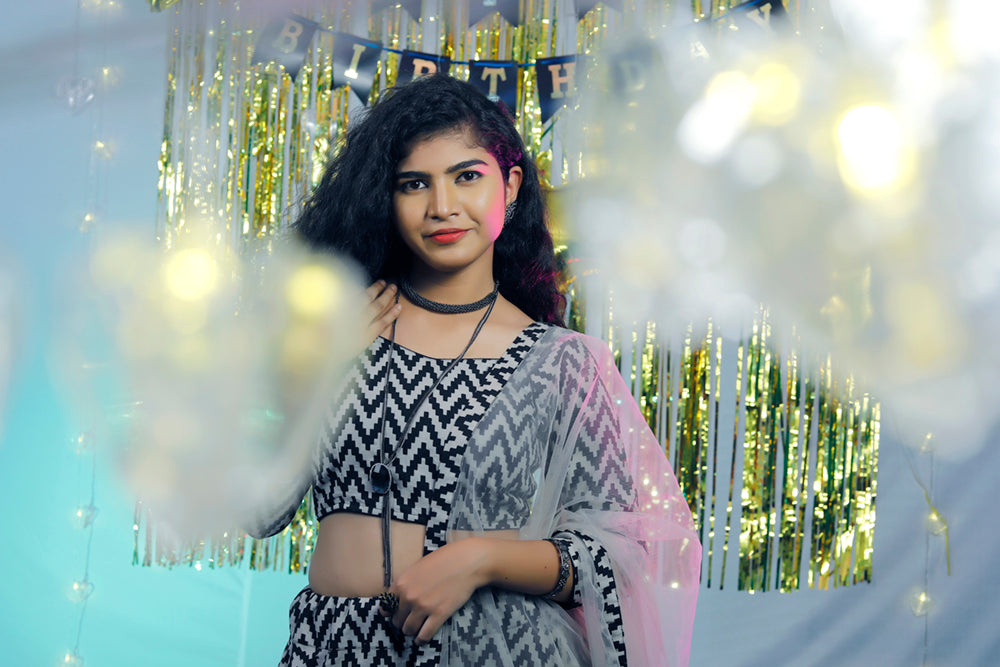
[910,590,931,616]
[63,0,117,660]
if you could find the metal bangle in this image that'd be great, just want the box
[542,538,572,600]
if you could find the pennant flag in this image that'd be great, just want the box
[467,0,521,27]
[732,0,788,33]
[535,55,577,123]
[332,33,382,104]
[574,0,623,20]
[251,15,317,80]
[607,42,663,97]
[396,51,452,85]
[370,0,424,20]
[468,60,518,114]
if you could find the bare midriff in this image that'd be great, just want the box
[309,513,522,597]
[309,513,427,597]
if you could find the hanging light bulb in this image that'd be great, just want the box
[67,579,94,604]
[73,505,99,529]
[62,651,84,666]
[72,431,94,455]
[910,590,931,616]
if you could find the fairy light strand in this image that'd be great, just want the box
[65,0,119,663]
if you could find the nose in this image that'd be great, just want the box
[427,182,459,220]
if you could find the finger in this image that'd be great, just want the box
[401,608,428,637]
[369,302,402,336]
[415,616,443,645]
[365,280,387,301]
[368,281,396,308]
[367,284,398,319]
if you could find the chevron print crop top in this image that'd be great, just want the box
[311,336,499,524]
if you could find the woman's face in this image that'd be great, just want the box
[392,126,522,278]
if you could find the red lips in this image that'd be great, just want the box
[427,229,468,244]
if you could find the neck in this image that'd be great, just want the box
[405,265,497,306]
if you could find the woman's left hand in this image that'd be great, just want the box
[382,537,492,644]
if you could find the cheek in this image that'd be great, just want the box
[392,197,418,235]
[480,186,507,239]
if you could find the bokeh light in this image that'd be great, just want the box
[56,233,366,540]
[572,13,1000,459]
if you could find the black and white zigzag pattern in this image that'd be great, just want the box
[282,324,633,666]
[445,330,633,665]
[421,323,547,552]
[312,337,497,524]
[558,530,629,666]
[279,587,440,666]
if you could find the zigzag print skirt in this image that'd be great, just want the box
[279,587,441,666]
[277,584,592,666]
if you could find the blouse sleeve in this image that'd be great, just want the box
[242,474,311,539]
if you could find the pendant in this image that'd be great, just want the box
[370,462,392,495]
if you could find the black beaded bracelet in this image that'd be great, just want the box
[542,538,572,600]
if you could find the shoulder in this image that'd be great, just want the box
[535,326,614,365]
[524,326,622,391]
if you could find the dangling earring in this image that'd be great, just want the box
[504,200,517,226]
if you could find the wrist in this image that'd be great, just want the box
[466,537,497,588]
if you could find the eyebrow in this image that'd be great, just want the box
[396,158,489,180]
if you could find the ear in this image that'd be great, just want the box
[504,166,523,206]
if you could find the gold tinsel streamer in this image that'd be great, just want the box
[143,0,879,591]
[576,296,880,592]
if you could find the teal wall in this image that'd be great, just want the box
[0,4,304,665]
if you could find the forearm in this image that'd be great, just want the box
[473,536,574,605]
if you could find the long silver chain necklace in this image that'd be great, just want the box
[371,281,499,588]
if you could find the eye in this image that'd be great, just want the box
[456,170,482,183]
[397,179,426,193]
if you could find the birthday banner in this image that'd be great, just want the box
[248,0,786,124]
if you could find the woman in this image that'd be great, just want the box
[251,74,700,666]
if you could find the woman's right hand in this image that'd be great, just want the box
[364,280,401,346]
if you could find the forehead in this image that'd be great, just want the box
[398,127,498,170]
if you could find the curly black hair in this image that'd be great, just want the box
[294,73,564,326]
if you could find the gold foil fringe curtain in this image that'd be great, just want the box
[141,0,879,593]
[567,297,879,593]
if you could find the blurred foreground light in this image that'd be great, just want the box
[751,62,801,125]
[679,71,755,163]
[836,104,915,194]
[286,264,344,319]
[163,248,219,302]
[886,280,962,370]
